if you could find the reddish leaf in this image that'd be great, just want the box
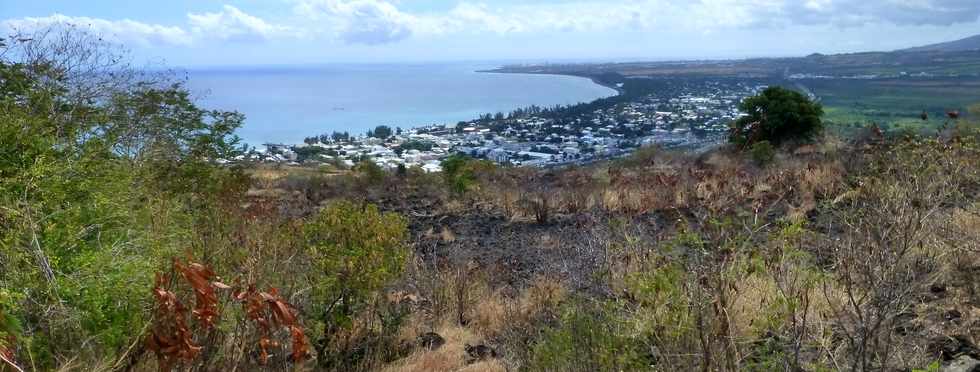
[289,326,310,362]
[174,260,221,329]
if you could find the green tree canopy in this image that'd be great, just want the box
[368,125,393,139]
[729,86,824,147]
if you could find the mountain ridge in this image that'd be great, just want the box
[901,34,980,52]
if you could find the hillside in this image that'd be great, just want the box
[4,26,980,372]
[902,34,980,52]
[240,130,980,372]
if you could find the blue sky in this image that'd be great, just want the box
[3,0,980,67]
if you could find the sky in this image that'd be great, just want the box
[2,0,979,67]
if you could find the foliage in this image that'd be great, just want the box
[528,300,647,372]
[627,258,696,346]
[440,154,496,194]
[912,360,942,372]
[819,136,976,371]
[303,201,409,365]
[232,285,310,365]
[0,28,248,368]
[749,140,776,166]
[294,145,333,162]
[147,259,309,371]
[367,125,393,139]
[355,158,386,185]
[398,139,435,152]
[0,289,22,371]
[7,24,980,372]
[730,86,824,146]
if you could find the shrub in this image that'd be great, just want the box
[750,140,776,166]
[356,158,386,185]
[441,154,496,194]
[146,260,310,370]
[0,289,22,370]
[528,301,647,372]
[303,201,409,366]
[818,137,967,371]
[730,86,824,147]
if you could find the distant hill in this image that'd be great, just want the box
[901,34,980,52]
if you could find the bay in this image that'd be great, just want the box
[184,62,617,145]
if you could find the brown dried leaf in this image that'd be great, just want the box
[289,326,310,362]
[175,260,221,329]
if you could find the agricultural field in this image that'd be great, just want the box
[801,77,980,132]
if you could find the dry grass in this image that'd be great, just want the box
[468,276,567,340]
[382,274,567,372]
[247,164,343,189]
[255,140,977,371]
[728,273,838,340]
[381,325,504,372]
[729,274,782,338]
[520,276,566,317]
[470,295,508,339]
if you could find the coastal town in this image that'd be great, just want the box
[241,79,766,172]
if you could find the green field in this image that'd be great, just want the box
[802,77,980,132]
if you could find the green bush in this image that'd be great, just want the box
[528,301,647,372]
[749,140,776,166]
[303,201,409,353]
[355,158,386,185]
[440,154,473,193]
[730,86,824,147]
[440,154,496,194]
[0,289,22,351]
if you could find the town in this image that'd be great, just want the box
[242,79,766,172]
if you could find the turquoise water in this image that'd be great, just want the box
[185,63,616,145]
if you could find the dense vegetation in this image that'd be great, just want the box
[3,27,980,372]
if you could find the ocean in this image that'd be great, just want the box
[184,62,616,145]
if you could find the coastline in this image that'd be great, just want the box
[477,68,624,96]
[190,64,619,146]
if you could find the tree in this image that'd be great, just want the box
[369,125,393,139]
[331,131,350,142]
[399,140,434,152]
[729,86,824,147]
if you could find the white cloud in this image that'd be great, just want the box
[1,14,193,46]
[188,5,296,42]
[292,0,980,45]
[781,0,980,26]
[1,5,294,47]
[295,0,416,44]
[5,0,979,49]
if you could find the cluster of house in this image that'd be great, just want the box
[240,134,452,173]
[244,82,763,171]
